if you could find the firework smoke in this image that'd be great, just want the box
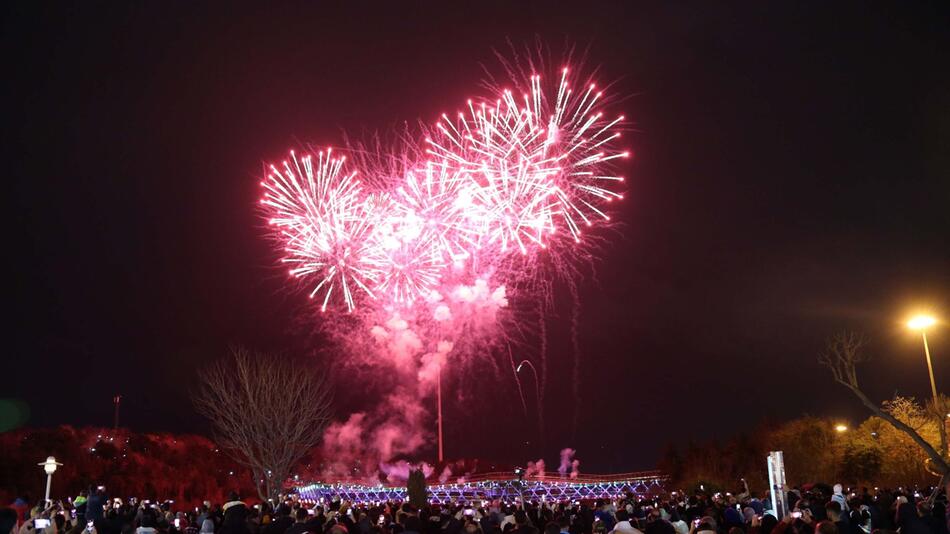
[260,53,628,479]
[558,447,580,479]
[526,459,546,479]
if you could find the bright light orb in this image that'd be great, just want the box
[907,315,937,330]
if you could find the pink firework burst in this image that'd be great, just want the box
[260,63,628,314]
[360,193,447,307]
[395,161,476,263]
[427,67,627,252]
[261,149,377,312]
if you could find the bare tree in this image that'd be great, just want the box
[193,347,332,500]
[818,332,948,494]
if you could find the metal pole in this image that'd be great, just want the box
[437,365,443,462]
[44,473,52,502]
[922,332,938,404]
[113,395,121,431]
[921,332,947,457]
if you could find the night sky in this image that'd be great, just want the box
[5,2,950,473]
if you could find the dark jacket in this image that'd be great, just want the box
[220,502,250,534]
[264,516,295,534]
[86,494,107,524]
[896,503,930,534]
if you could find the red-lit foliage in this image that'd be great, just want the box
[0,426,255,506]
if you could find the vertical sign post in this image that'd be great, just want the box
[767,451,788,519]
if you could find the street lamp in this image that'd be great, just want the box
[835,424,848,433]
[907,314,947,458]
[437,363,443,463]
[38,456,62,503]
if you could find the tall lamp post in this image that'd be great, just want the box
[437,365,443,463]
[38,456,62,503]
[907,314,946,456]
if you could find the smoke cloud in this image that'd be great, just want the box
[317,280,510,482]
[558,447,580,478]
[526,459,546,479]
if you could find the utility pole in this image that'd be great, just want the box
[113,395,121,431]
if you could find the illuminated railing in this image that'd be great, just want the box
[297,471,667,503]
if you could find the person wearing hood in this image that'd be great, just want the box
[220,494,249,534]
[831,486,849,514]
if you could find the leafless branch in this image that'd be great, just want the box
[192,347,332,500]
[818,331,948,478]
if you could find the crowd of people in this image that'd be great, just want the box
[2,482,948,534]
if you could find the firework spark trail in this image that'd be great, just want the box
[259,59,629,473]
[509,343,529,418]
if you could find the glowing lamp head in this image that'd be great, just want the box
[835,424,848,433]
[907,315,937,330]
[39,456,61,475]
